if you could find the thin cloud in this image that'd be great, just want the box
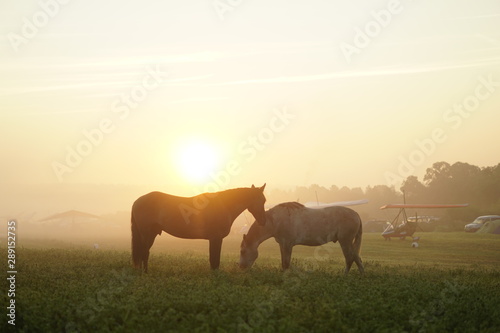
[2,109,104,117]
[208,57,500,87]
[476,34,500,46]
[167,97,230,105]
[448,14,500,20]
[0,74,213,97]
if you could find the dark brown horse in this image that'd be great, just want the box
[239,202,364,274]
[131,184,267,272]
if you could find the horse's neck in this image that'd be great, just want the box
[246,224,272,246]
[218,188,253,220]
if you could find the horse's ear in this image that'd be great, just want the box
[251,184,255,188]
[260,183,266,191]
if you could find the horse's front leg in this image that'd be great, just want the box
[209,237,223,269]
[279,243,293,270]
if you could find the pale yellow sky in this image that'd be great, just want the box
[1,0,499,196]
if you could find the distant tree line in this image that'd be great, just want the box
[268,162,500,231]
[400,161,500,225]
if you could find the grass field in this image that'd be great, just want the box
[2,232,500,332]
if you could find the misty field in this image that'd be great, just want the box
[2,232,500,332]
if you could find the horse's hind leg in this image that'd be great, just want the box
[354,254,364,275]
[142,230,158,273]
[338,240,355,275]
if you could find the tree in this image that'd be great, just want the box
[447,162,481,204]
[423,161,451,186]
[400,176,426,203]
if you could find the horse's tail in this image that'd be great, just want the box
[353,214,363,256]
[131,211,143,269]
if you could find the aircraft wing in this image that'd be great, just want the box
[305,199,369,209]
[380,203,469,210]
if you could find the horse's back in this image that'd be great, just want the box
[325,206,361,234]
[134,191,181,205]
[295,206,360,227]
[133,191,196,212]
[275,206,361,245]
[131,191,227,239]
[132,192,194,235]
[325,206,361,223]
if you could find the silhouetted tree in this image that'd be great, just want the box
[401,176,426,203]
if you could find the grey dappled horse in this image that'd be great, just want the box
[239,202,364,274]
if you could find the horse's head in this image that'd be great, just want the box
[246,183,267,226]
[239,234,259,269]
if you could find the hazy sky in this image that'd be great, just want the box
[1,0,499,196]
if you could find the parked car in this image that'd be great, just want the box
[464,215,500,232]
[407,216,440,232]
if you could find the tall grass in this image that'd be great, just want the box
[1,232,499,332]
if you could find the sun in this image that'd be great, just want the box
[176,140,219,182]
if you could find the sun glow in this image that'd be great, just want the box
[176,140,220,182]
